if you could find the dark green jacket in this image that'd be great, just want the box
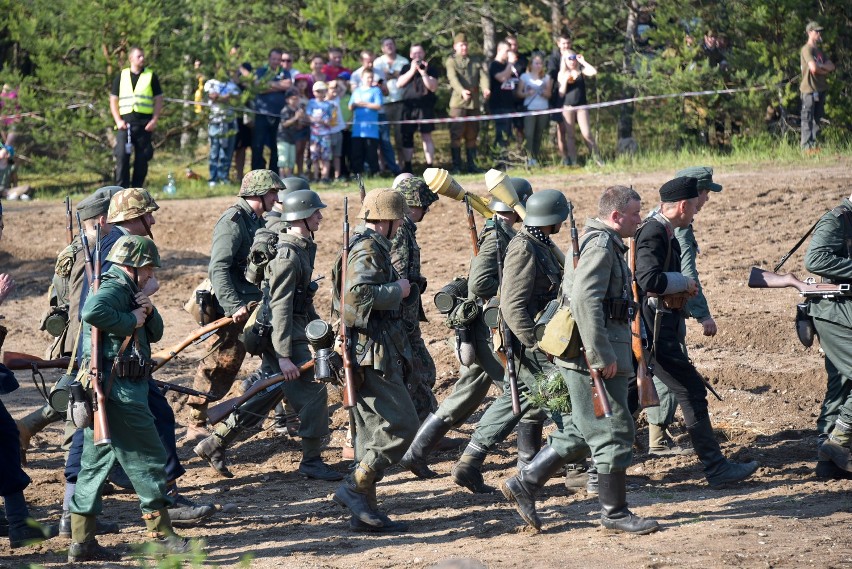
[468,219,516,300]
[804,198,852,327]
[209,198,265,316]
[81,265,164,374]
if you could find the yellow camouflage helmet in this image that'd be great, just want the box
[239,169,286,197]
[357,188,411,221]
[105,235,161,268]
[107,188,159,223]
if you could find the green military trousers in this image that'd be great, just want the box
[69,378,171,516]
[549,368,634,474]
[813,317,852,432]
[436,317,505,428]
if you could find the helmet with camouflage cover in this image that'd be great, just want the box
[105,235,161,268]
[282,190,327,221]
[396,177,439,209]
[524,189,569,227]
[240,169,286,197]
[357,188,410,221]
[107,188,159,223]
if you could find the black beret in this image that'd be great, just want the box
[659,176,699,203]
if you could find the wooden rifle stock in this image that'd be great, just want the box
[494,225,521,415]
[65,196,74,245]
[152,379,216,400]
[747,266,851,297]
[2,352,71,371]
[340,197,358,409]
[207,361,314,425]
[150,316,233,371]
[628,238,659,408]
[465,196,480,256]
[90,224,111,446]
[568,202,612,419]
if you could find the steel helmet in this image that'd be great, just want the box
[105,235,161,268]
[523,189,570,227]
[282,190,327,221]
[357,188,410,220]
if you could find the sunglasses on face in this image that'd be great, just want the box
[281,59,292,63]
[567,55,577,60]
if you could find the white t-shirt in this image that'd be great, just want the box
[374,55,410,103]
[519,73,550,111]
[350,67,386,92]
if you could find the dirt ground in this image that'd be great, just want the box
[1,158,851,568]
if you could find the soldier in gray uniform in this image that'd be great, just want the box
[451,189,564,494]
[400,179,531,479]
[646,166,722,456]
[807,191,852,478]
[194,190,341,481]
[501,186,659,534]
[185,170,283,440]
[391,177,440,421]
[331,188,418,533]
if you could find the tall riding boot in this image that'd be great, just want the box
[59,483,120,538]
[16,403,62,462]
[68,513,119,562]
[648,423,693,456]
[452,443,496,494]
[688,416,758,488]
[466,148,484,174]
[564,460,589,495]
[516,421,544,471]
[5,491,57,549]
[450,147,463,174]
[818,419,852,473]
[598,472,659,534]
[400,413,452,479]
[298,437,344,481]
[142,509,191,554]
[193,432,233,478]
[500,445,567,530]
[347,468,407,533]
[333,461,384,528]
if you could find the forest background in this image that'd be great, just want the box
[0,0,850,191]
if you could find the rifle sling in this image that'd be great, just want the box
[67,322,83,375]
[103,335,134,400]
[774,205,852,273]
[773,219,820,273]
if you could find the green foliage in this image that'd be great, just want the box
[529,369,571,414]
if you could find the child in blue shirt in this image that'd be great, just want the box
[348,69,383,176]
[306,81,333,183]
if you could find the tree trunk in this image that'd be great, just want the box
[480,5,495,58]
[617,0,639,156]
[180,54,193,152]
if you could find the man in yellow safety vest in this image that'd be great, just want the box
[109,46,164,188]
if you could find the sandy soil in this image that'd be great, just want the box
[1,157,851,568]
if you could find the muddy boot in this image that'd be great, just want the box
[183,406,210,444]
[68,513,120,562]
[818,420,852,473]
[59,483,119,538]
[689,417,758,488]
[333,462,384,528]
[516,421,544,471]
[586,462,599,496]
[450,148,463,174]
[298,438,344,480]
[452,443,496,494]
[500,445,567,531]
[143,509,192,554]
[399,413,452,479]
[598,472,659,534]
[193,433,233,478]
[16,404,62,463]
[165,482,216,527]
[648,423,694,456]
[564,460,589,495]
[466,148,484,174]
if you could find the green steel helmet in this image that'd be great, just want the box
[283,176,311,193]
[488,196,515,213]
[239,169,286,197]
[105,235,161,268]
[107,188,159,223]
[396,177,439,209]
[282,190,327,221]
[524,189,569,227]
[510,178,533,205]
[357,188,411,221]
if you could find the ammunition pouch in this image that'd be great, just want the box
[534,299,560,341]
[400,282,421,332]
[113,351,153,380]
[603,298,633,322]
[796,302,816,347]
[40,305,70,337]
[68,381,93,429]
[538,300,581,360]
[185,278,224,326]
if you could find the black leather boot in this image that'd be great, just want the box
[516,421,544,471]
[193,433,233,478]
[466,148,484,173]
[563,460,589,495]
[500,445,567,530]
[400,413,452,479]
[450,148,463,174]
[598,472,659,534]
[452,443,496,494]
[333,462,384,528]
[688,417,758,488]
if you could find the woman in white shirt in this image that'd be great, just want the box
[517,53,552,166]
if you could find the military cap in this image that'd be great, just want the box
[396,177,438,209]
[105,235,161,268]
[357,188,410,221]
[454,33,467,44]
[659,176,699,203]
[806,21,823,33]
[77,186,123,221]
[675,166,723,192]
[240,169,285,197]
[107,188,159,223]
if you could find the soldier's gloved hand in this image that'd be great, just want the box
[134,292,154,316]
[700,317,718,337]
[397,278,411,298]
[232,305,251,325]
[600,361,618,380]
[131,307,147,328]
[277,357,300,381]
[685,278,699,297]
[141,276,160,296]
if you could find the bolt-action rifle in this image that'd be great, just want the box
[629,238,659,409]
